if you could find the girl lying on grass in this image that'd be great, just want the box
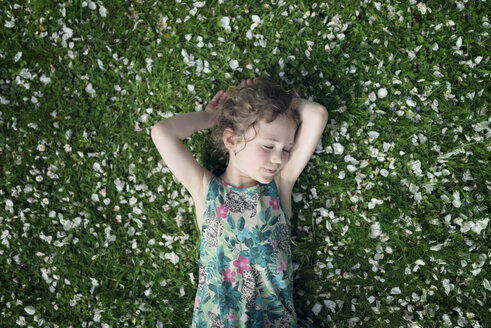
[151,78,328,327]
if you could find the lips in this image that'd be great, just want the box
[265,168,276,174]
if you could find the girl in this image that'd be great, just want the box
[151,78,328,327]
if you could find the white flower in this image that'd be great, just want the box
[229,59,239,70]
[390,287,401,294]
[312,302,322,315]
[187,84,195,92]
[380,169,389,177]
[377,88,388,98]
[88,1,97,10]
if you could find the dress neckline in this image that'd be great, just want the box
[216,175,262,192]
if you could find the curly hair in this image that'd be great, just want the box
[210,79,301,159]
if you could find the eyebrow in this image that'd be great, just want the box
[263,137,294,147]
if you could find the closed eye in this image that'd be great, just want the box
[264,145,290,153]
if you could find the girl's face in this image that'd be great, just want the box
[229,116,297,185]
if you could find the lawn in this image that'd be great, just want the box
[0,0,489,327]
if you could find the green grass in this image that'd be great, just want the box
[1,1,489,327]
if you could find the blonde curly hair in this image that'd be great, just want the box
[210,79,301,159]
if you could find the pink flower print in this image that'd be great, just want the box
[194,296,201,310]
[227,313,235,321]
[271,240,277,248]
[216,204,229,218]
[223,268,236,283]
[276,258,287,274]
[233,256,250,274]
[269,196,280,210]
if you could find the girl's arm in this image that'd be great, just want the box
[151,91,228,201]
[280,98,328,185]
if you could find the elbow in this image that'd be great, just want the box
[318,105,328,122]
[151,121,168,140]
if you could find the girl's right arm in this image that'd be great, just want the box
[150,91,228,201]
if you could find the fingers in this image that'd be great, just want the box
[237,78,260,89]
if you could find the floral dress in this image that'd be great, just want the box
[191,175,298,328]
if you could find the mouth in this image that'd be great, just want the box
[265,168,276,174]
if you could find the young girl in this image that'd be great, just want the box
[151,78,328,327]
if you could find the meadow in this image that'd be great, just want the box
[0,0,489,327]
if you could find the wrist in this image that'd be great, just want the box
[204,110,218,128]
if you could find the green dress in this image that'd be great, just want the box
[191,175,298,328]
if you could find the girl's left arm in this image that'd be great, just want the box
[280,98,328,185]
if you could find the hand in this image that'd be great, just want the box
[205,90,229,125]
[234,78,260,90]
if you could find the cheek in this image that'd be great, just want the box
[254,148,269,163]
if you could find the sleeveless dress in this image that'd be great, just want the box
[191,175,298,328]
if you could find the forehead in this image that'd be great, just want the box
[253,117,296,144]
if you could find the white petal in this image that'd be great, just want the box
[220,16,230,28]
[14,52,22,62]
[99,5,108,17]
[368,131,380,139]
[456,37,462,49]
[483,278,491,291]
[312,302,323,315]
[377,88,387,98]
[332,143,344,155]
[406,99,416,107]
[324,300,336,313]
[390,287,401,294]
[40,75,51,84]
[229,59,239,70]
[24,306,35,315]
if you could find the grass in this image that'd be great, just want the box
[0,0,489,327]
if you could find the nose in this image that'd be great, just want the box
[270,151,282,165]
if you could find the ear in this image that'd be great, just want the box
[222,128,238,152]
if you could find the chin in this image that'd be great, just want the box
[260,176,274,183]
